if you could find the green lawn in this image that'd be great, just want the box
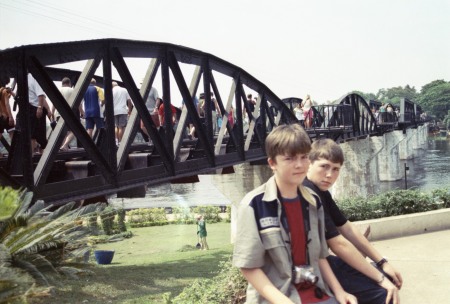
[31,223,233,304]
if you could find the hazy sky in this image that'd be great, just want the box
[1,0,449,104]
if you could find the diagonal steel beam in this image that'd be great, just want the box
[102,44,118,175]
[115,57,160,171]
[234,76,246,160]
[173,65,201,159]
[110,47,173,172]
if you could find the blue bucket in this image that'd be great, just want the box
[94,250,115,265]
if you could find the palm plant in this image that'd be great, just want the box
[0,187,105,302]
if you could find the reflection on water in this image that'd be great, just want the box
[111,139,449,209]
[378,139,450,192]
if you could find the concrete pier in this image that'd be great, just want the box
[333,124,428,200]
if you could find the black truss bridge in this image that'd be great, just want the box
[0,39,427,205]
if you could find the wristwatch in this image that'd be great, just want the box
[376,257,388,268]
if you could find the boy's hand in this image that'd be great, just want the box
[379,278,399,304]
[335,291,357,304]
[381,263,403,289]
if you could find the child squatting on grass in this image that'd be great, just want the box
[303,138,402,304]
[232,124,357,304]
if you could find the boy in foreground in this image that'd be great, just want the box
[304,139,403,304]
[233,124,356,304]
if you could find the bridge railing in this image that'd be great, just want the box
[377,111,398,125]
[311,104,354,129]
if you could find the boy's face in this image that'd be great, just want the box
[269,153,310,188]
[307,158,341,191]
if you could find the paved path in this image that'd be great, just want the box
[371,229,450,303]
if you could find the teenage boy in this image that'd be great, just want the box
[233,124,356,304]
[304,138,403,304]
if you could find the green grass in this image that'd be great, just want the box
[30,223,233,304]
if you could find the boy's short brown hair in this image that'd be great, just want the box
[265,124,311,160]
[309,138,344,165]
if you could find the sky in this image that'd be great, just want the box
[1,0,449,104]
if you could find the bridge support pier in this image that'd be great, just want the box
[116,154,149,198]
[416,124,428,149]
[332,137,381,200]
[398,129,415,160]
[376,132,402,181]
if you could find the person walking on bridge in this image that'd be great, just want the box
[81,78,104,138]
[302,94,313,128]
[112,81,132,145]
[0,77,15,142]
[55,77,76,151]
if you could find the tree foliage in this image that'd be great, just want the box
[443,110,450,129]
[416,80,450,120]
[354,79,449,120]
[375,85,418,106]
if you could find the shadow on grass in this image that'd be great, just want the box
[31,249,232,303]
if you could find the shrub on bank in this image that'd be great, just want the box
[127,208,168,227]
[337,187,450,221]
[170,259,246,304]
[192,205,222,223]
[126,206,226,227]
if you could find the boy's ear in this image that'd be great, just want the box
[267,157,276,169]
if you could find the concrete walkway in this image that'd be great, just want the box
[371,229,450,304]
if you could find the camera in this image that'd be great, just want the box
[293,265,318,285]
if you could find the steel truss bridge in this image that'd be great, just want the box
[0,39,426,205]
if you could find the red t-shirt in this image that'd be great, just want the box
[282,196,330,303]
[158,103,177,125]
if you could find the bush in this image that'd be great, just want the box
[100,207,116,235]
[338,187,450,221]
[170,258,246,304]
[172,206,195,224]
[431,188,450,208]
[225,205,232,223]
[127,208,169,227]
[192,206,222,223]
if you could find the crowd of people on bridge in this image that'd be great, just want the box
[0,75,250,155]
[371,103,399,124]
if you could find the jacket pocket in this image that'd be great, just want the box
[260,228,292,280]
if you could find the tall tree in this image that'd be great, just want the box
[376,85,418,105]
[416,80,450,120]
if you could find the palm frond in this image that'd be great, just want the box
[16,240,63,256]
[46,202,76,220]
[58,266,94,279]
[12,191,33,217]
[12,258,49,286]
[26,200,50,218]
[0,216,28,242]
[0,243,12,266]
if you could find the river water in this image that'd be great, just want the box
[378,138,450,193]
[110,138,450,210]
